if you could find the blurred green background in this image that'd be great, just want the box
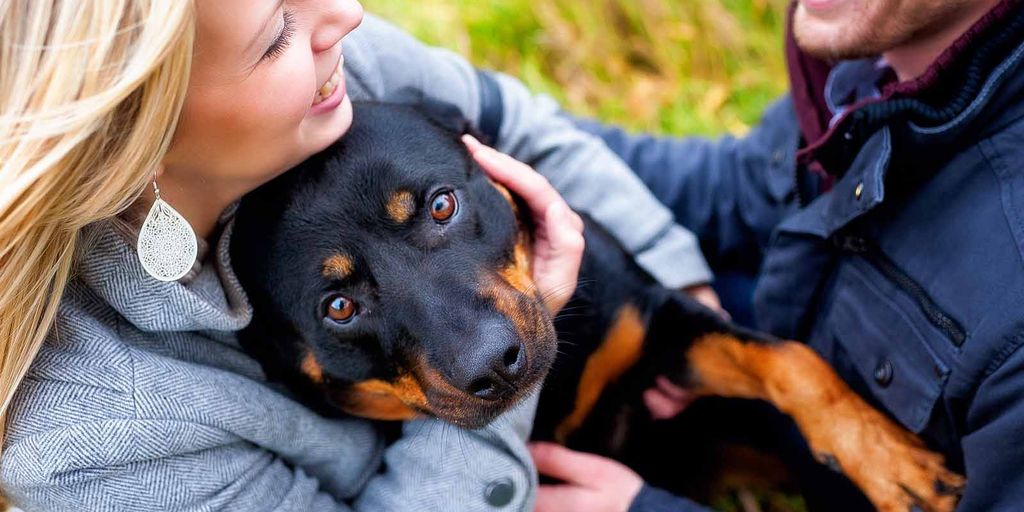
[364,0,790,137]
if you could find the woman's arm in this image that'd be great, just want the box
[343,14,711,289]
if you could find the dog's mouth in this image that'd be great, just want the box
[326,320,557,429]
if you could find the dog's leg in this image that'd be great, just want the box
[684,334,964,512]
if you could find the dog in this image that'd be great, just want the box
[231,102,963,512]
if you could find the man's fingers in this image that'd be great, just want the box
[534,485,601,512]
[530,442,607,485]
[643,387,687,420]
[655,376,691,400]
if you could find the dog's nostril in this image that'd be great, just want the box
[503,345,521,369]
[469,377,498,400]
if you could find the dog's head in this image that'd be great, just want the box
[233,103,558,428]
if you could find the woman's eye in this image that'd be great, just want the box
[430,190,458,223]
[325,295,358,323]
[262,10,295,61]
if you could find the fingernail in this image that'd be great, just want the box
[462,134,482,149]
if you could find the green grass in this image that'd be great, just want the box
[363,0,789,136]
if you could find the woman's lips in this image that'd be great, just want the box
[309,55,347,116]
[313,55,345,105]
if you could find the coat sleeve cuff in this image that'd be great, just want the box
[634,225,713,289]
[628,484,710,512]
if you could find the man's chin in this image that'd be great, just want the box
[792,6,882,62]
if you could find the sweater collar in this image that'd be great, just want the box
[76,210,252,333]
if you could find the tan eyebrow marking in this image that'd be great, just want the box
[301,350,324,384]
[323,253,354,279]
[386,190,416,224]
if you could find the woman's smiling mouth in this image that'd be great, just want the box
[310,54,347,115]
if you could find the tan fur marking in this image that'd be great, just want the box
[300,351,324,384]
[343,375,429,421]
[386,190,416,224]
[685,335,964,512]
[322,254,354,279]
[554,304,646,443]
[499,238,534,294]
[489,179,517,214]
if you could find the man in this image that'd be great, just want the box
[532,0,1024,510]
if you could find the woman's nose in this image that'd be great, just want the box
[310,0,364,54]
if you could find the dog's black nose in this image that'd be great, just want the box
[447,319,527,401]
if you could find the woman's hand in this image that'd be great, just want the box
[531,442,644,512]
[463,135,584,314]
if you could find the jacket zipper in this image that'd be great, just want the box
[836,234,967,347]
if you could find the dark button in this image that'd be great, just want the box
[874,359,894,387]
[485,478,515,507]
[934,363,946,379]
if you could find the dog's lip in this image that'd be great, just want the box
[419,357,552,428]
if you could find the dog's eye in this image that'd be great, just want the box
[429,190,458,223]
[325,294,358,323]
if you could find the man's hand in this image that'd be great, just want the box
[640,284,726,420]
[531,442,644,512]
[464,135,585,314]
[683,284,726,318]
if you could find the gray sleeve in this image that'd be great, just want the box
[1,418,360,512]
[344,14,712,288]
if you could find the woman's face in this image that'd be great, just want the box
[162,0,364,199]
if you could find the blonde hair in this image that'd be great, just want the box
[0,0,196,461]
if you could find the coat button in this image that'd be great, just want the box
[874,359,894,387]
[485,478,515,507]
[854,182,864,200]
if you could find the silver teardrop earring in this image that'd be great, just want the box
[137,180,198,282]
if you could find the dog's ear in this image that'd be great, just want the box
[418,99,492,145]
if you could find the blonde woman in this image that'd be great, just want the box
[0,1,715,510]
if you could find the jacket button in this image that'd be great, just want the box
[485,478,515,507]
[854,182,864,200]
[874,359,894,387]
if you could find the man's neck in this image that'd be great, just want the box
[884,0,1003,82]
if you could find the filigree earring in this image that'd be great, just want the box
[137,180,197,282]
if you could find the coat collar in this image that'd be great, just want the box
[75,212,252,333]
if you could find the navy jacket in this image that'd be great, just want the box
[602,2,1024,510]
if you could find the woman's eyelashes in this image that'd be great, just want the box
[262,10,296,62]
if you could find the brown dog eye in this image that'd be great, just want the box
[430,190,458,222]
[325,295,357,323]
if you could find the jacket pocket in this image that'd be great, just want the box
[825,261,951,433]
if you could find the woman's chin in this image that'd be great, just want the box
[305,94,355,153]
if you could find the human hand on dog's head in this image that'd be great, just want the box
[463,135,585,314]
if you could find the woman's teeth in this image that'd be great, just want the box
[313,59,344,105]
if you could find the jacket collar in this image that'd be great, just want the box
[786,0,1024,176]
[778,0,1024,239]
[76,213,252,333]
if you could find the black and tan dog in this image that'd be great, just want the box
[231,103,962,512]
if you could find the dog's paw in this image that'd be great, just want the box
[805,399,964,512]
